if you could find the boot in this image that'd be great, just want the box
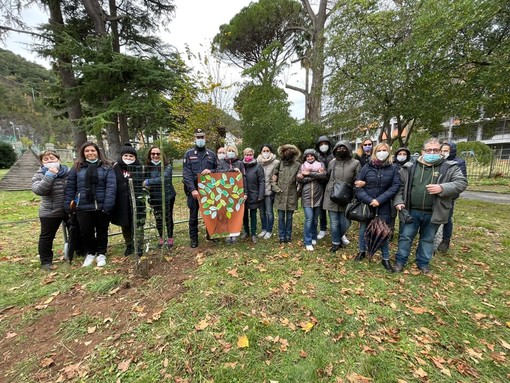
[354,251,366,261]
[381,259,394,272]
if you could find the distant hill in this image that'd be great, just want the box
[0,49,74,147]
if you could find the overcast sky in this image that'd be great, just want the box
[2,0,305,119]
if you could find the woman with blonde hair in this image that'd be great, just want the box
[354,137,374,167]
[354,142,400,272]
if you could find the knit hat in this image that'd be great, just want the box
[121,143,137,158]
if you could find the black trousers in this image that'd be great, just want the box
[76,210,110,255]
[152,198,175,239]
[187,195,199,240]
[39,216,67,265]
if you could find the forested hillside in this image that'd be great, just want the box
[0,49,74,147]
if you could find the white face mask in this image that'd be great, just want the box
[124,159,135,165]
[319,144,329,153]
[227,152,236,159]
[262,152,270,159]
[217,153,226,160]
[396,155,407,163]
[151,160,161,165]
[375,151,389,161]
[44,162,60,169]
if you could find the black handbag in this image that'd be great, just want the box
[329,165,353,205]
[345,199,373,222]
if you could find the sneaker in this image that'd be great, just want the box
[305,245,314,251]
[251,235,257,244]
[166,238,174,249]
[263,232,272,240]
[96,254,107,267]
[82,254,96,267]
[341,235,350,246]
[40,263,53,271]
[158,237,164,249]
[437,241,449,252]
[257,230,267,238]
[317,230,327,240]
[311,240,317,245]
[240,232,248,240]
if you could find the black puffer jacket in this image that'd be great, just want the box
[64,161,117,213]
[243,159,265,209]
[144,163,176,204]
[111,161,146,227]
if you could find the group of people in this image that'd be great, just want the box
[32,129,467,275]
[32,142,176,269]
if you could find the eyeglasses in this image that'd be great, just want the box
[423,148,440,154]
[151,152,161,156]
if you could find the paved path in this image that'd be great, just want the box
[460,191,510,204]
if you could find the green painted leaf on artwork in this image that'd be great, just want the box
[226,211,232,219]
[236,173,242,181]
[203,203,210,208]
[203,210,211,215]
[199,189,206,195]
[201,196,207,203]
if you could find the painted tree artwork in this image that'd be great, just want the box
[198,172,245,238]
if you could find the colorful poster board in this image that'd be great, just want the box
[198,172,245,238]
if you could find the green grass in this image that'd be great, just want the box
[0,187,509,382]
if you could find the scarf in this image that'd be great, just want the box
[301,160,322,172]
[85,161,99,202]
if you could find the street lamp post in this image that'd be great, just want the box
[10,121,16,142]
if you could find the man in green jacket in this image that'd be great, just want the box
[393,138,467,274]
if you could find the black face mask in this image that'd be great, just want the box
[282,153,293,161]
[335,150,349,160]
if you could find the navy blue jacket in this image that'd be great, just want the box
[64,161,117,213]
[355,161,400,223]
[144,163,176,204]
[183,146,217,194]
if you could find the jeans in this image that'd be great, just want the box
[278,210,294,241]
[76,210,110,255]
[395,209,440,268]
[259,196,275,233]
[39,216,67,265]
[243,208,258,236]
[441,201,455,244]
[328,210,351,245]
[358,221,390,259]
[303,207,320,245]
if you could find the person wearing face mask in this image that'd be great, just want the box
[241,147,265,243]
[297,149,327,251]
[323,141,361,253]
[143,146,176,251]
[32,150,70,271]
[216,147,226,166]
[393,138,467,274]
[354,142,401,272]
[315,135,345,243]
[256,144,279,240]
[270,144,301,244]
[64,142,116,267]
[183,129,217,248]
[436,142,468,253]
[354,137,374,167]
[111,144,146,257]
[389,147,412,236]
[217,145,245,174]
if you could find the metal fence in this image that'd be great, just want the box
[464,148,510,180]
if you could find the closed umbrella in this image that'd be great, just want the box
[63,200,81,263]
[364,216,392,260]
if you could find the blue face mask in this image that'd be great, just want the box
[196,139,206,148]
[423,154,442,164]
[86,158,98,163]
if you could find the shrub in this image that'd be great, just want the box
[0,141,17,169]
[456,141,492,165]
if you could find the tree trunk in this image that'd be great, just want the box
[301,0,328,124]
[47,0,87,149]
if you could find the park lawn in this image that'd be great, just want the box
[0,190,508,382]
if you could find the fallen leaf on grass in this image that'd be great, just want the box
[499,339,510,350]
[408,306,428,315]
[195,318,210,331]
[413,367,428,378]
[227,268,239,278]
[299,350,308,358]
[346,372,373,382]
[5,332,17,339]
[223,362,237,369]
[300,321,314,333]
[87,326,96,334]
[117,358,131,372]
[43,291,60,304]
[40,357,55,368]
[237,335,249,348]
[108,287,120,295]
[34,304,48,310]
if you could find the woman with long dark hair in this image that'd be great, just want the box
[64,142,116,267]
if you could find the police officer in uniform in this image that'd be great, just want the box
[183,129,217,247]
